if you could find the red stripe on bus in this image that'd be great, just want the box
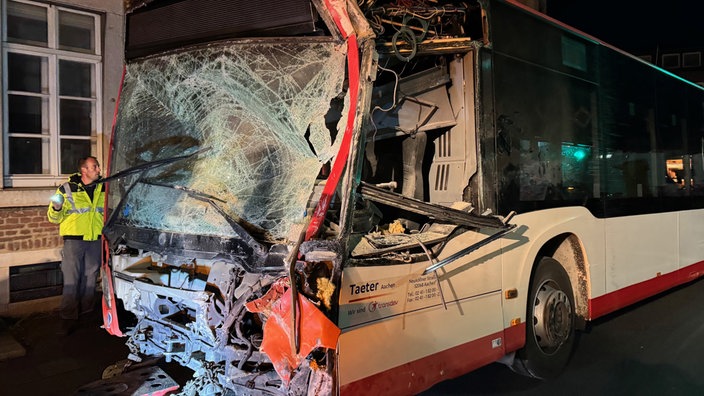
[340,323,526,396]
[589,260,704,319]
[340,259,704,396]
[503,320,526,352]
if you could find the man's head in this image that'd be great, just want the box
[79,156,101,185]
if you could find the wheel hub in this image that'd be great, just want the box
[533,281,572,353]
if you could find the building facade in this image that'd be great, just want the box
[638,48,704,87]
[0,0,124,315]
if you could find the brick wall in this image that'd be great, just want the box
[0,207,63,253]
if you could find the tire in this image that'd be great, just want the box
[511,256,577,379]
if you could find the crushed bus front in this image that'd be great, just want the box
[101,1,513,395]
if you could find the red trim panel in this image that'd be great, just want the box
[305,0,359,241]
[305,34,358,241]
[503,321,526,353]
[340,324,526,396]
[590,260,704,319]
[101,66,126,337]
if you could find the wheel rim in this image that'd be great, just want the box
[532,279,572,354]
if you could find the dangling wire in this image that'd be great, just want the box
[383,232,448,310]
[391,15,429,62]
[413,235,448,310]
[370,63,401,140]
[392,27,417,62]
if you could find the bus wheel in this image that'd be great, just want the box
[511,257,576,379]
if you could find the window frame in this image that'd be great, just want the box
[661,53,681,69]
[2,0,103,187]
[682,51,702,68]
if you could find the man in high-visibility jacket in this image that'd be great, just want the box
[48,156,104,335]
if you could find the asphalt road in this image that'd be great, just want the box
[421,278,704,395]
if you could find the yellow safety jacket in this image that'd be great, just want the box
[47,173,105,241]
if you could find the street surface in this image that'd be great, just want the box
[421,278,704,395]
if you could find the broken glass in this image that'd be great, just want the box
[110,39,347,241]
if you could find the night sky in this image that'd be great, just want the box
[545,0,702,54]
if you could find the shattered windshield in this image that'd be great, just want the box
[109,38,347,241]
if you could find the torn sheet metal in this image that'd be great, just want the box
[371,65,457,138]
[245,277,290,316]
[360,182,506,228]
[248,284,341,383]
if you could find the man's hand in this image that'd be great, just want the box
[50,193,64,210]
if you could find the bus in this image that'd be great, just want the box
[100,0,704,394]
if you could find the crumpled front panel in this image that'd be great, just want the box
[112,39,347,240]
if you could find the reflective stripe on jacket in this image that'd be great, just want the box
[47,173,105,241]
